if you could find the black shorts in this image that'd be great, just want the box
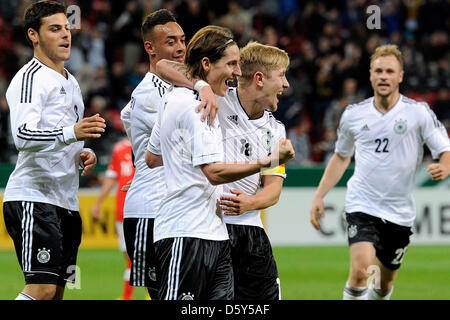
[3,201,82,287]
[346,212,413,270]
[154,237,233,300]
[227,224,280,300]
[123,218,159,298]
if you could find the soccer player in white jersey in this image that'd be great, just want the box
[119,9,216,299]
[119,10,184,300]
[217,42,290,300]
[146,26,295,300]
[2,1,106,300]
[155,41,291,299]
[309,45,450,300]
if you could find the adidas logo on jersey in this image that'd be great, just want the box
[227,114,238,125]
[60,87,66,95]
[361,124,370,131]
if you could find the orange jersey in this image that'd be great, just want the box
[105,138,135,221]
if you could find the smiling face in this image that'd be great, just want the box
[146,21,186,63]
[205,44,241,96]
[370,55,404,99]
[261,67,290,112]
[28,13,71,63]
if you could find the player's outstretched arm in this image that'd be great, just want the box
[202,139,294,185]
[310,152,351,230]
[74,113,106,140]
[156,59,218,125]
[427,151,450,181]
[221,175,284,215]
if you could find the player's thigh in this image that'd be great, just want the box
[124,218,159,295]
[208,240,233,300]
[346,212,380,273]
[374,221,413,271]
[155,237,227,300]
[4,201,63,284]
[349,242,377,272]
[227,224,279,300]
[58,208,82,288]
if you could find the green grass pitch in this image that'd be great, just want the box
[0,245,448,300]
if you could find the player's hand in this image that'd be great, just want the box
[427,162,449,181]
[220,189,253,215]
[196,85,218,126]
[310,196,325,230]
[80,151,97,176]
[121,179,132,192]
[74,113,106,140]
[91,202,102,221]
[272,139,295,165]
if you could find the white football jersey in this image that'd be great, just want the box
[217,87,287,227]
[148,86,229,242]
[120,72,169,219]
[336,95,450,226]
[4,57,88,211]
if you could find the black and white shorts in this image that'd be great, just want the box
[3,201,82,287]
[346,212,413,270]
[123,218,159,298]
[227,224,281,300]
[154,237,234,300]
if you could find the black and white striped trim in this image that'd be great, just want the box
[21,202,34,272]
[20,60,42,103]
[152,75,168,98]
[165,237,183,300]
[131,218,148,286]
[17,123,63,142]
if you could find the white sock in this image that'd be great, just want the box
[343,282,368,300]
[124,268,131,281]
[367,285,393,300]
[15,292,36,300]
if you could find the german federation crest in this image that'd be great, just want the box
[394,119,407,134]
[37,248,51,263]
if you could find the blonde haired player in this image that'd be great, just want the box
[309,44,450,300]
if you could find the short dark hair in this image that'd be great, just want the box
[185,25,235,80]
[24,0,67,44]
[141,9,177,42]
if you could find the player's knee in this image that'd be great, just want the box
[350,266,370,284]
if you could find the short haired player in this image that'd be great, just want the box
[3,1,105,300]
[309,44,450,300]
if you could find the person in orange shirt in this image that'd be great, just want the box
[91,136,136,300]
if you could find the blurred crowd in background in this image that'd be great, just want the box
[0,0,449,170]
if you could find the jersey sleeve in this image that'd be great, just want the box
[147,118,161,156]
[6,77,78,153]
[420,103,450,159]
[120,100,132,140]
[147,99,163,156]
[334,109,355,157]
[184,110,223,167]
